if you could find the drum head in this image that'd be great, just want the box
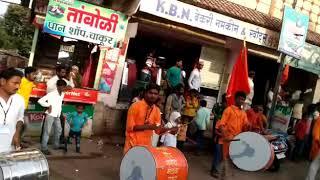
[229,132,273,171]
[120,146,156,180]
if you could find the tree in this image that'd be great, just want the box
[0,5,34,57]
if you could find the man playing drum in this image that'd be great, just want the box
[216,91,249,179]
[124,83,176,154]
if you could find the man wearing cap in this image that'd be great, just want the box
[188,61,204,92]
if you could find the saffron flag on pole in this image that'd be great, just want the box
[280,65,290,85]
[226,44,250,106]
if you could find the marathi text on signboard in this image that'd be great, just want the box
[278,6,309,59]
[140,0,279,49]
[43,0,128,47]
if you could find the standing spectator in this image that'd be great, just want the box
[160,111,180,147]
[46,65,74,144]
[165,84,185,121]
[188,61,204,92]
[305,107,320,180]
[0,68,25,153]
[65,104,88,153]
[291,97,304,130]
[17,67,37,109]
[38,80,67,155]
[244,71,255,110]
[166,59,183,91]
[292,113,308,161]
[46,65,74,93]
[195,100,211,154]
[123,83,173,154]
[70,65,82,88]
[177,118,188,150]
[216,91,249,178]
[183,89,199,122]
[210,94,227,178]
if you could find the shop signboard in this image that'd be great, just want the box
[140,0,279,49]
[271,105,293,133]
[285,43,320,75]
[278,6,309,59]
[43,0,128,47]
[30,87,98,104]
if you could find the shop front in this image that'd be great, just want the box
[26,0,129,136]
[107,0,320,134]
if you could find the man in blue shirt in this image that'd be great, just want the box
[195,100,211,155]
[65,104,89,153]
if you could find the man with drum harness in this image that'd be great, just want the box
[124,83,177,154]
[216,91,249,179]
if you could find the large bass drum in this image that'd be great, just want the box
[120,146,188,180]
[0,148,49,180]
[229,132,274,171]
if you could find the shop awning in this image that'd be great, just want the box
[182,0,320,47]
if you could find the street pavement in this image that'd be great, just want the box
[41,137,318,180]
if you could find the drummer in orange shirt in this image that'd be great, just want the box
[216,91,249,178]
[246,105,267,133]
[124,83,176,154]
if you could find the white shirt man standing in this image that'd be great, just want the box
[38,79,67,155]
[244,71,255,110]
[188,61,204,92]
[46,65,74,93]
[0,68,25,153]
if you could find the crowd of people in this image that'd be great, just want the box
[124,57,320,180]
[0,65,89,155]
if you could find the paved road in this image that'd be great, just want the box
[47,139,316,180]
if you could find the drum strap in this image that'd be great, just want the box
[144,106,154,124]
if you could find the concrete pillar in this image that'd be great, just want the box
[28,28,39,67]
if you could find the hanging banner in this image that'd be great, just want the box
[285,43,320,75]
[43,0,128,47]
[140,0,279,49]
[99,48,119,94]
[278,6,309,59]
[271,105,293,133]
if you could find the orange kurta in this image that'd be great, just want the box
[310,118,320,160]
[216,105,248,159]
[123,100,161,154]
[246,108,264,132]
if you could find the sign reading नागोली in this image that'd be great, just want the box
[43,0,128,47]
[140,0,280,49]
[278,6,309,59]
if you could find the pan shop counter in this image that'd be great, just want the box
[25,84,98,137]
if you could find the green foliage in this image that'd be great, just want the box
[0,4,34,57]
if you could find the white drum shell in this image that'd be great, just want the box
[0,148,49,180]
[229,132,273,172]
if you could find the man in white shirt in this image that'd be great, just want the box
[0,68,25,153]
[38,79,67,155]
[244,71,255,110]
[46,65,74,93]
[188,61,204,92]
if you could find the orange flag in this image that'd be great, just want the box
[281,65,290,85]
[226,45,250,106]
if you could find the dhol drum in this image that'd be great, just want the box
[0,148,49,180]
[120,146,188,180]
[229,132,274,171]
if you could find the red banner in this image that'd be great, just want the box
[31,87,98,104]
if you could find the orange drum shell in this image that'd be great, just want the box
[146,146,188,180]
[264,144,275,170]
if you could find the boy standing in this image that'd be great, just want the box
[195,100,211,154]
[65,104,88,153]
[38,80,67,155]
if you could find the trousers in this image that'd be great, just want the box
[41,115,62,150]
[306,153,320,180]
